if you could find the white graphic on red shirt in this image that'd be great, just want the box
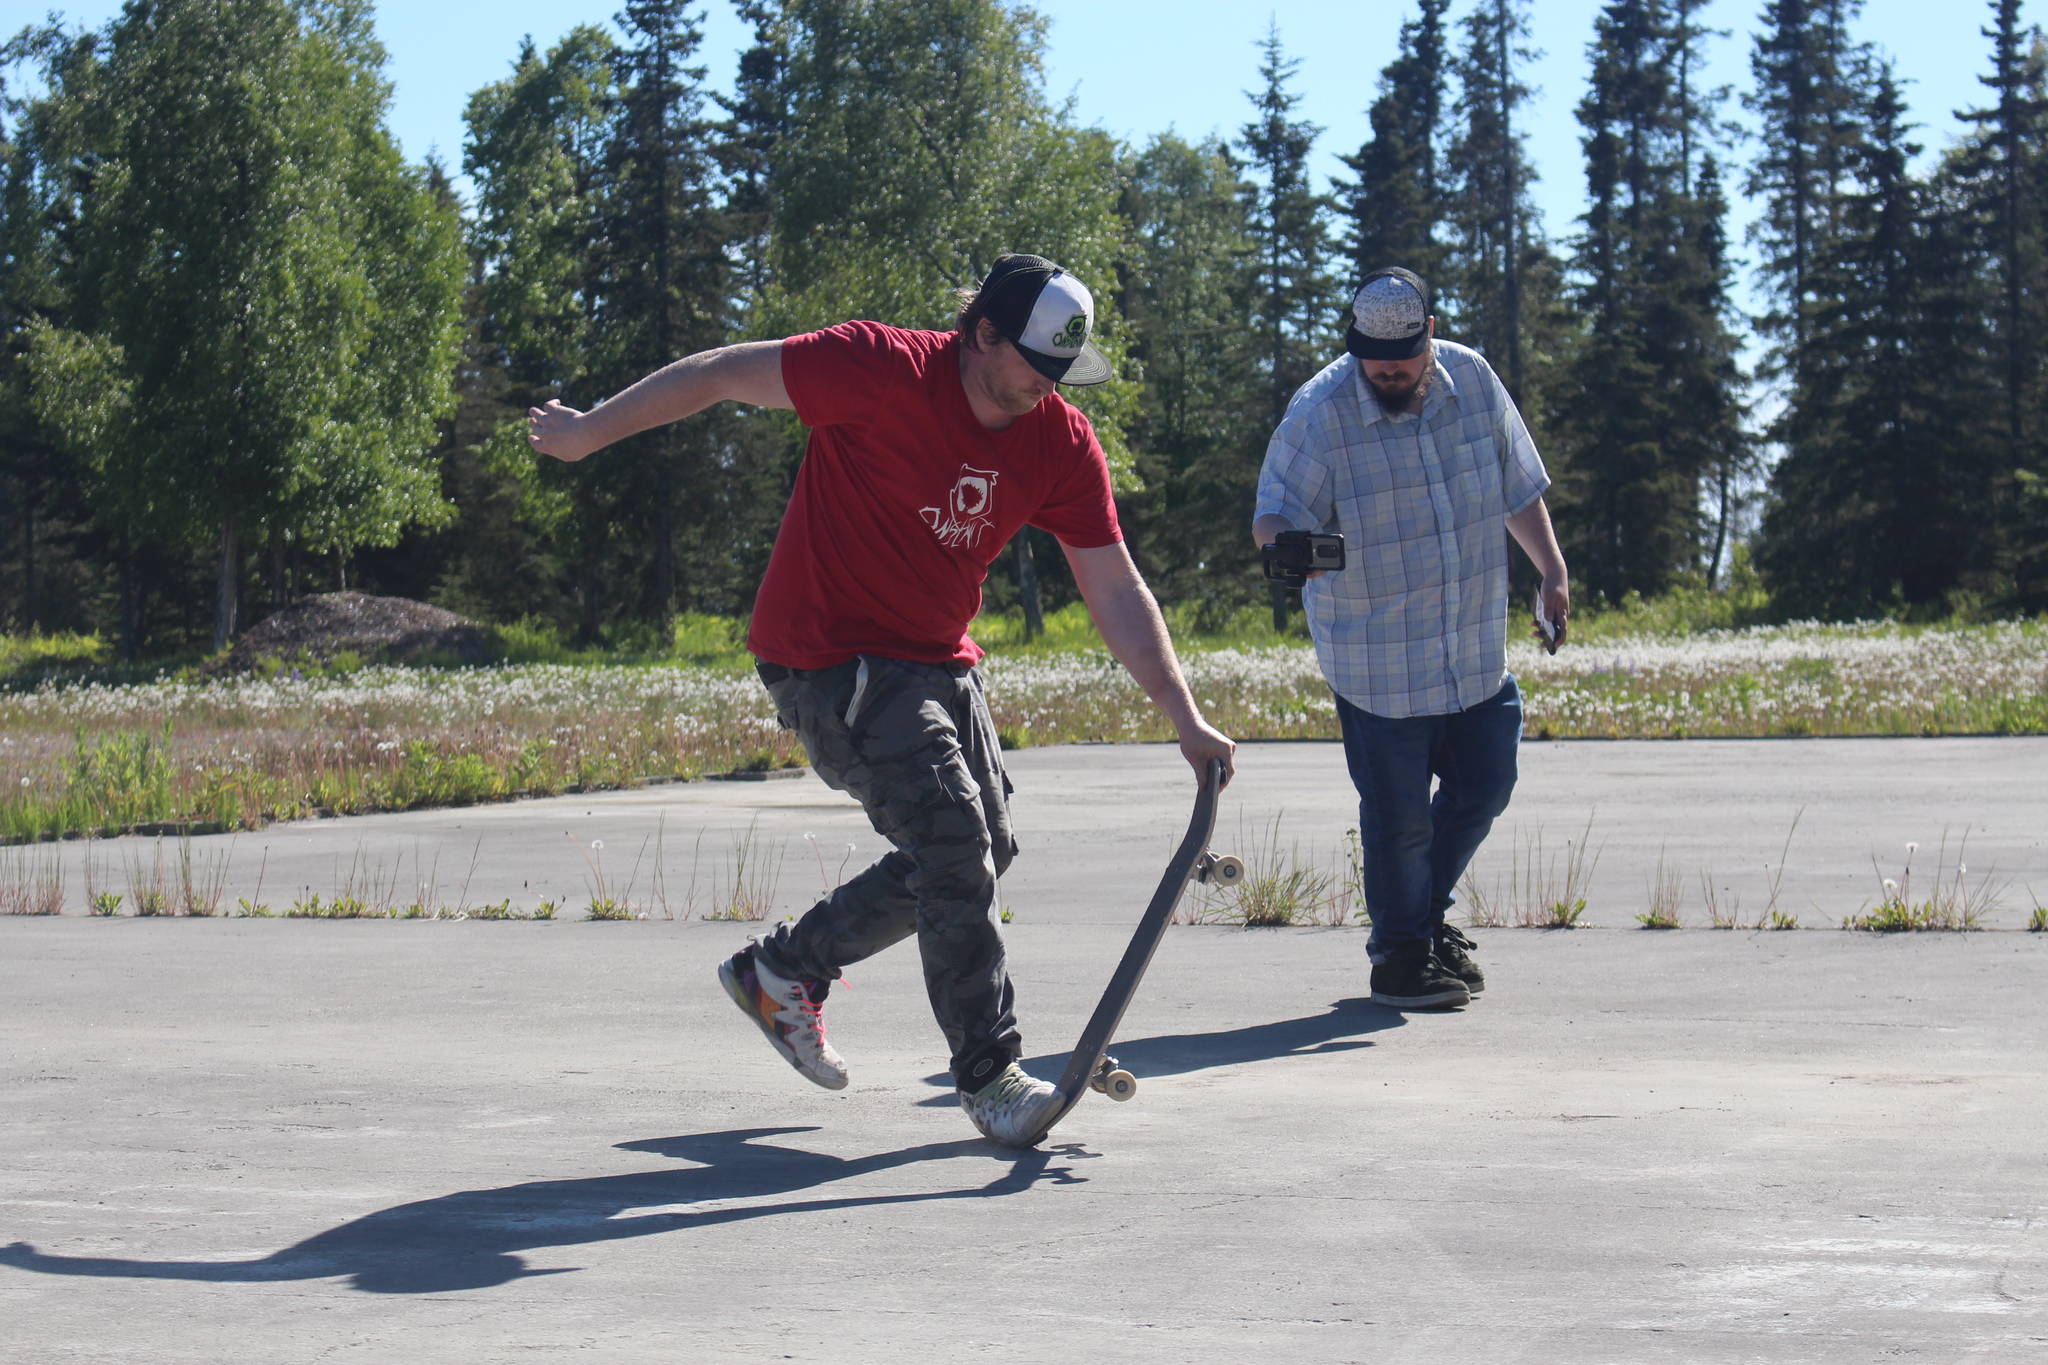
[919,465,999,550]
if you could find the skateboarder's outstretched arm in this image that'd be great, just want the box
[1063,540,1236,785]
[527,340,792,464]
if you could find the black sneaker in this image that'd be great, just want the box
[1370,940,1471,1009]
[1434,923,1486,995]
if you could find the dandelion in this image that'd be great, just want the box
[591,840,604,851]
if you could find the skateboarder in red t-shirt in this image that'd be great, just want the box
[529,254,1235,1145]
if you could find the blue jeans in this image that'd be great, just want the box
[1334,676,1523,962]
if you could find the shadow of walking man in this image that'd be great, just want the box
[0,1127,1075,1294]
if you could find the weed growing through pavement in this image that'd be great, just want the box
[1698,809,1803,930]
[1459,864,1510,928]
[1637,846,1683,928]
[704,818,784,921]
[2028,900,2047,932]
[804,831,857,902]
[401,840,446,920]
[237,847,272,917]
[125,839,171,916]
[1460,814,1600,928]
[1845,832,1999,931]
[79,843,120,915]
[1699,871,1738,929]
[1182,813,1356,927]
[579,836,633,920]
[175,835,233,916]
[0,843,64,914]
[336,844,401,918]
[650,815,674,919]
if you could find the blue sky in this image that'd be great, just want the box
[30,0,2032,280]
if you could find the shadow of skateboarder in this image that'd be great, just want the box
[0,1127,1077,1294]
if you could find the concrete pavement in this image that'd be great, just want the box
[2,738,2045,1362]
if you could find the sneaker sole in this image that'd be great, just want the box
[717,959,849,1091]
[1370,985,1472,1009]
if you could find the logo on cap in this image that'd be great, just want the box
[978,253,1115,385]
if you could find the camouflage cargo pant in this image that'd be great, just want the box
[750,655,1021,1087]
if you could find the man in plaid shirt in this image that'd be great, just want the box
[1254,267,1570,1008]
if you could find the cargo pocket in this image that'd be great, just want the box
[931,757,982,809]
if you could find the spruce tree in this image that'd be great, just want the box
[1950,0,2048,601]
[1119,133,1265,615]
[1335,0,1452,304]
[1745,0,1868,368]
[1549,0,1747,603]
[1757,67,1996,614]
[1238,19,1330,430]
[464,27,621,637]
[1441,0,1561,403]
[598,0,729,624]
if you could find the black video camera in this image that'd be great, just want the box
[1260,530,1345,589]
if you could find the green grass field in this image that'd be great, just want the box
[3,605,2044,842]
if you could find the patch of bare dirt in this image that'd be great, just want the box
[210,592,490,674]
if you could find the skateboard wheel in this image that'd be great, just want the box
[1104,1069,1138,1102]
[1209,854,1245,886]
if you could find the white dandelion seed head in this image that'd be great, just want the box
[590,839,604,851]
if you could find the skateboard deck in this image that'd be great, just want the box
[1027,757,1240,1145]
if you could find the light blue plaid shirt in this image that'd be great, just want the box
[1256,340,1550,719]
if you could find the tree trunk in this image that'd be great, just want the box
[270,525,289,611]
[213,511,241,652]
[1014,532,1042,640]
[579,545,605,646]
[118,544,140,662]
[653,439,676,623]
[18,488,35,633]
[1707,460,1731,589]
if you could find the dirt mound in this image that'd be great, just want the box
[212,592,491,674]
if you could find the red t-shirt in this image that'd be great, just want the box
[746,320,1122,669]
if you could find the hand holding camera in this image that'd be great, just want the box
[1260,530,1345,589]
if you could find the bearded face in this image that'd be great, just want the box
[1361,342,1437,415]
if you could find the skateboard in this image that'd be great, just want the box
[1027,757,1242,1144]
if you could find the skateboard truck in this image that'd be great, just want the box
[1089,1054,1138,1102]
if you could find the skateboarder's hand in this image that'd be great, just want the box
[1178,719,1235,787]
[528,399,600,463]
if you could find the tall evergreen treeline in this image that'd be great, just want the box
[2,0,2043,656]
